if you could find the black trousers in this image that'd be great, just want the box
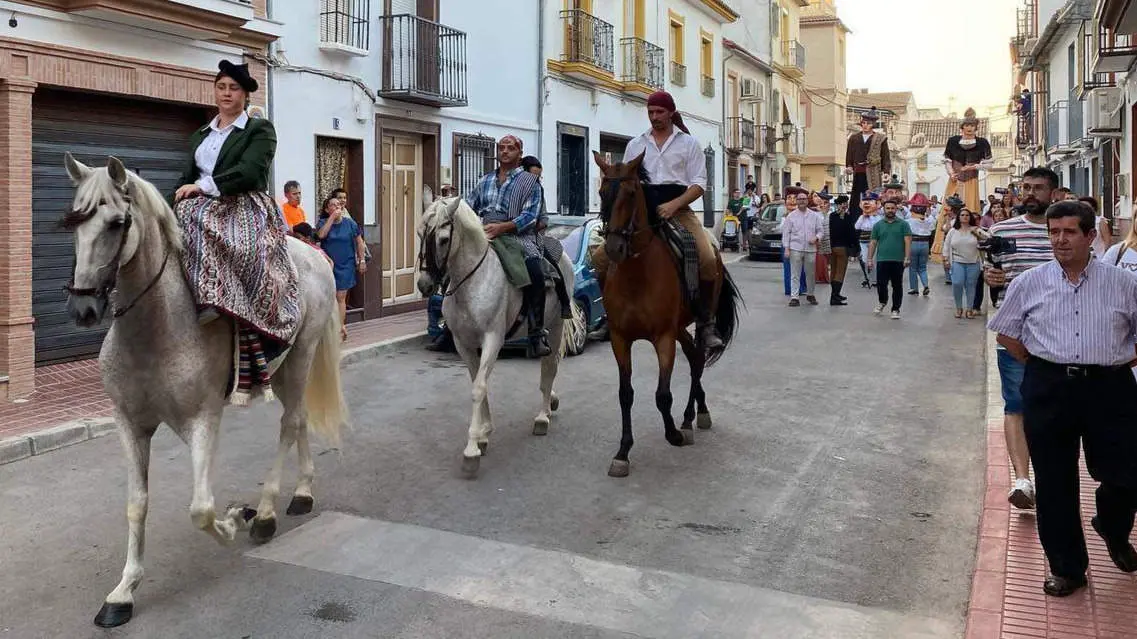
[875,261,904,311]
[1022,358,1137,578]
[972,276,985,310]
[850,172,869,216]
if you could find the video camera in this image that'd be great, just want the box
[978,235,1017,269]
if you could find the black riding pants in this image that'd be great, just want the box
[1023,358,1137,579]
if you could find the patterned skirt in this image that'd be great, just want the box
[176,192,300,344]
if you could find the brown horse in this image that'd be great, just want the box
[593,151,741,477]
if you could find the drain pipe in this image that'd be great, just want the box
[265,0,276,189]
[536,0,546,162]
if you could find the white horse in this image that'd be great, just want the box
[62,155,347,628]
[416,195,571,478]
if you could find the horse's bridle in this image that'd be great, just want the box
[418,218,488,297]
[598,176,658,256]
[63,193,170,319]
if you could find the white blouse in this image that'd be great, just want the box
[193,111,249,197]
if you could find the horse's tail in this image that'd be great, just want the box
[304,310,348,447]
[707,266,743,367]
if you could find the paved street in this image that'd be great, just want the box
[0,260,987,639]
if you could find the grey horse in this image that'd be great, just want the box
[62,155,347,628]
[416,195,571,478]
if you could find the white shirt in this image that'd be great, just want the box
[855,213,882,232]
[942,227,983,264]
[622,128,706,187]
[194,111,249,197]
[781,208,824,252]
[1101,243,1137,270]
[1091,215,1109,258]
[907,213,938,237]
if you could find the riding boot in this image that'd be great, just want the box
[524,256,552,358]
[696,279,724,354]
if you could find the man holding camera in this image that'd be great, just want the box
[984,167,1061,511]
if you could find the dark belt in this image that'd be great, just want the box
[858,232,872,241]
[912,236,931,242]
[1028,356,1128,378]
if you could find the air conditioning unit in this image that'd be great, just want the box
[741,79,764,102]
[1088,87,1123,135]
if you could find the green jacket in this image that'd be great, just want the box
[173,117,276,202]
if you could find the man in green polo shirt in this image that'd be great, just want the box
[868,200,912,319]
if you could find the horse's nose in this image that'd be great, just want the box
[66,295,102,327]
[604,235,628,263]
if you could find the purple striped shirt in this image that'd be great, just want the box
[988,259,1137,366]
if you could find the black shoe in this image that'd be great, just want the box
[830,297,847,306]
[524,282,552,358]
[922,287,931,296]
[527,335,552,358]
[1043,574,1087,597]
[1091,516,1137,573]
[907,290,919,295]
[861,280,871,288]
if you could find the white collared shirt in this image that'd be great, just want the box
[194,111,249,197]
[622,128,706,187]
[782,207,824,252]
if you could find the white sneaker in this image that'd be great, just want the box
[890,310,900,320]
[874,303,886,314]
[1009,477,1036,510]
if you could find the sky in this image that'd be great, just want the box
[838,0,1019,128]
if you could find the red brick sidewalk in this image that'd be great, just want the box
[0,313,424,442]
[966,336,1137,638]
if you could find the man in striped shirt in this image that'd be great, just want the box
[984,166,1060,512]
[988,200,1137,597]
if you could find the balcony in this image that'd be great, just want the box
[551,9,616,85]
[725,117,756,153]
[379,14,468,107]
[620,37,665,94]
[756,124,772,157]
[320,0,369,55]
[670,61,687,86]
[1091,24,1137,74]
[1016,113,1035,148]
[778,40,806,78]
[1069,94,1085,143]
[1047,101,1074,152]
[60,0,257,41]
[701,74,715,97]
[1097,0,1137,41]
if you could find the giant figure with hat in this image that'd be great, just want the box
[844,107,891,217]
[942,108,993,213]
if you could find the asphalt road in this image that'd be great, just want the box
[0,258,987,639]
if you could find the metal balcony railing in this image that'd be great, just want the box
[320,0,370,51]
[670,61,686,86]
[379,14,468,107]
[1015,3,1035,44]
[701,74,715,97]
[1091,22,1137,75]
[559,9,615,73]
[1016,113,1035,148]
[725,117,755,152]
[782,40,806,72]
[756,124,771,156]
[620,37,664,89]
[1068,92,1084,142]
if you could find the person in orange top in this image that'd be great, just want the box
[280,180,306,229]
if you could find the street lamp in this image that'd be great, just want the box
[773,119,795,141]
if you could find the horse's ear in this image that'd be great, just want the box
[592,150,610,173]
[423,185,435,207]
[445,196,461,217]
[64,152,92,185]
[106,156,128,188]
[627,151,646,173]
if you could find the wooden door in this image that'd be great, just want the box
[381,135,423,304]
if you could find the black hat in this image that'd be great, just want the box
[216,60,258,93]
[883,174,904,190]
[945,193,965,209]
[834,194,849,205]
[860,107,880,122]
[817,186,832,201]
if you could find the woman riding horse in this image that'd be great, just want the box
[172,60,299,401]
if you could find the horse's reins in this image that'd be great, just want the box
[598,176,660,258]
[419,219,489,297]
[63,192,170,319]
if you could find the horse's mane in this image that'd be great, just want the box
[66,167,184,252]
[449,198,489,250]
[601,161,658,225]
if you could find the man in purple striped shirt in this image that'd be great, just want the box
[989,200,1137,597]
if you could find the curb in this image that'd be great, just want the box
[963,329,1008,638]
[0,330,427,468]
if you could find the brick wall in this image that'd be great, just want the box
[245,56,268,109]
[0,78,37,398]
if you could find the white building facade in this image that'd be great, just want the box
[271,0,541,318]
[723,0,776,195]
[540,0,738,223]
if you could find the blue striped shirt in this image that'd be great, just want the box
[465,167,542,232]
[988,258,1137,366]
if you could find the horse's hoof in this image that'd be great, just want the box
[666,430,686,447]
[286,495,314,516]
[532,418,549,436]
[550,395,560,412]
[608,459,630,478]
[94,602,134,628]
[681,428,695,446]
[461,455,480,479]
[477,441,489,454]
[696,412,713,430]
[240,506,258,522]
[249,516,277,544]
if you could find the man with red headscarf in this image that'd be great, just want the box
[612,90,723,352]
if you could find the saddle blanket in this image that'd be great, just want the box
[661,221,700,307]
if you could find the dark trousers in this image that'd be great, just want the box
[990,285,1004,306]
[850,172,869,216]
[1022,358,1137,578]
[875,261,904,311]
[972,276,985,310]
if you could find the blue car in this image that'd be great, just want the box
[427,215,606,355]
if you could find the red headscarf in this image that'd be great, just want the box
[498,134,523,150]
[646,91,690,134]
